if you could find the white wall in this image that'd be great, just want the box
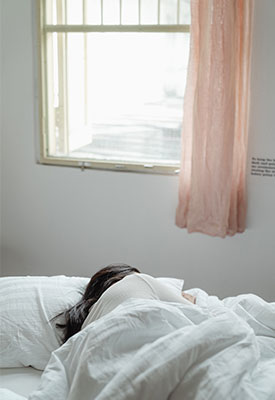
[1,0,275,301]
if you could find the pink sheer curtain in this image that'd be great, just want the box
[176,0,254,237]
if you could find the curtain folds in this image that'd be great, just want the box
[176,0,254,238]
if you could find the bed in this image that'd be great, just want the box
[0,368,42,398]
[0,276,275,399]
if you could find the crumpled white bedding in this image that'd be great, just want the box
[0,368,42,397]
[1,290,275,400]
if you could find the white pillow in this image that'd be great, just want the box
[0,276,89,370]
[0,275,183,371]
[157,277,184,292]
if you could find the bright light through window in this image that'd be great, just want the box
[39,0,190,173]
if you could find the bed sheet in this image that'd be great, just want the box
[27,293,275,399]
[0,368,42,397]
[1,290,275,400]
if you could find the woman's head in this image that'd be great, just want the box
[83,263,140,302]
[56,263,140,343]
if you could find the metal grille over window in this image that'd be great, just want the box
[39,0,190,173]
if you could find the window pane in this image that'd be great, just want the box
[179,0,191,25]
[86,0,101,25]
[160,0,178,25]
[103,0,120,25]
[66,0,83,24]
[121,0,139,25]
[45,0,191,27]
[67,34,92,152]
[43,0,191,168]
[140,0,158,25]
[46,32,189,164]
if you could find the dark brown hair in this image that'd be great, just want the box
[55,263,140,343]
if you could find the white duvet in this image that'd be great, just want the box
[1,290,275,400]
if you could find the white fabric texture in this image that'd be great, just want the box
[4,291,272,400]
[155,276,184,292]
[0,275,182,371]
[0,388,26,400]
[0,276,89,370]
[82,274,187,329]
[0,368,42,397]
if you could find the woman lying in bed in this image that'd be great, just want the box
[56,263,196,343]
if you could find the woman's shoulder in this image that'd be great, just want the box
[136,273,155,282]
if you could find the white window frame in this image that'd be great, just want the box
[37,0,190,174]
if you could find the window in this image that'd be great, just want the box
[38,0,190,173]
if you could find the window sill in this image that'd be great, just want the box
[38,155,180,175]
